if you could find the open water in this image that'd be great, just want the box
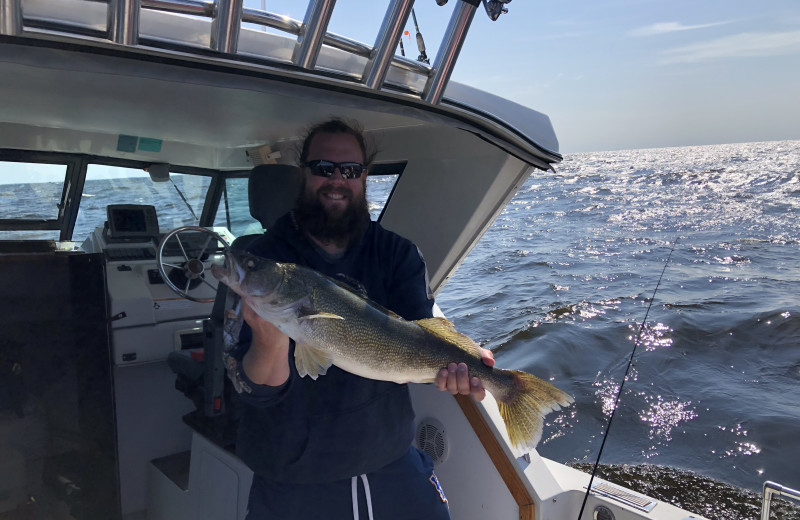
[431,140,800,518]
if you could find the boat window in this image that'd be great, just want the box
[74,165,212,243]
[368,174,399,221]
[212,176,263,237]
[0,161,66,241]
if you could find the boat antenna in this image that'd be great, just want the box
[576,237,679,520]
[410,9,429,64]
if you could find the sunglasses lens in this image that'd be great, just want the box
[339,164,363,179]
[306,161,332,177]
[318,164,336,176]
[305,161,363,178]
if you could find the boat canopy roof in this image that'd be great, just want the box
[1,0,559,170]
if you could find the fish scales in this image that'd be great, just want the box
[212,250,573,454]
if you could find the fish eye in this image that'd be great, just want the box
[246,259,256,270]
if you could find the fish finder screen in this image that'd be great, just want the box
[106,204,159,239]
[112,209,146,232]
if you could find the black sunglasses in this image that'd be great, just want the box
[304,160,365,179]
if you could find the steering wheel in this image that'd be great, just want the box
[156,226,230,303]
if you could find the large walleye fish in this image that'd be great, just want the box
[211,249,573,453]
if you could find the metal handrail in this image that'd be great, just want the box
[423,0,478,105]
[143,0,212,17]
[363,0,414,90]
[108,0,141,46]
[291,0,335,69]
[0,0,23,35]
[211,0,243,53]
[9,0,497,103]
[761,481,800,520]
[142,0,432,77]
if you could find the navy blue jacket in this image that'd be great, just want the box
[232,213,434,483]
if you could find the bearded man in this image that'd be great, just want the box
[231,118,493,520]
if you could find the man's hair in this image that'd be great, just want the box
[298,118,376,166]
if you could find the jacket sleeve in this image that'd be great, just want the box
[228,332,295,406]
[386,239,435,321]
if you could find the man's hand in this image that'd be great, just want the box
[434,348,495,402]
[242,303,284,343]
[241,302,291,386]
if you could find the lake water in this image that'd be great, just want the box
[433,140,800,518]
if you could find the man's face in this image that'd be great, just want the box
[294,132,369,247]
[302,132,367,216]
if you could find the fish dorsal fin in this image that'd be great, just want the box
[416,317,457,334]
[294,341,333,380]
[415,317,483,356]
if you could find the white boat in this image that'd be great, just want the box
[1,1,797,519]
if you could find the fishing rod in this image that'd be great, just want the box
[576,236,680,519]
[410,9,429,64]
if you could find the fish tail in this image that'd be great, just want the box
[491,369,573,453]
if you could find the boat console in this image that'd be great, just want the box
[83,206,234,364]
[80,206,236,517]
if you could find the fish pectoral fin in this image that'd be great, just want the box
[298,307,344,321]
[300,312,344,320]
[294,342,334,380]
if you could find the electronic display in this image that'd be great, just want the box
[112,209,147,233]
[106,204,159,240]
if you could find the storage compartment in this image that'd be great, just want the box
[0,252,118,519]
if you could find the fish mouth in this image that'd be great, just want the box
[210,250,243,287]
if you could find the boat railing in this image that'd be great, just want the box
[761,481,800,520]
[0,0,511,105]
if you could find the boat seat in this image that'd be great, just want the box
[231,164,302,250]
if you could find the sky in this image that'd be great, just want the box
[252,0,800,153]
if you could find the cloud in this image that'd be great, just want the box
[629,21,731,37]
[659,30,800,64]
[536,31,587,41]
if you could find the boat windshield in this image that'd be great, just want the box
[75,166,213,241]
[0,157,399,245]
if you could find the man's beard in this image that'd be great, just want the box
[293,182,370,249]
